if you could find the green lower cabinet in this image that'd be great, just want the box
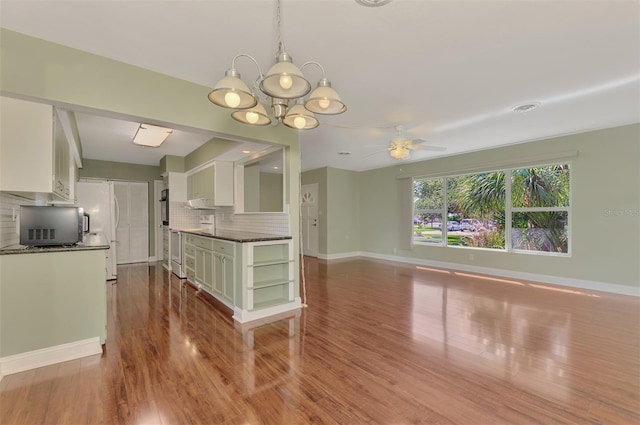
[195,247,214,292]
[222,254,235,304]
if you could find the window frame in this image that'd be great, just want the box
[411,161,572,257]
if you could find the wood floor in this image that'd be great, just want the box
[1,258,639,424]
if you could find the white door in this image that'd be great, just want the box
[301,183,319,257]
[115,181,149,264]
[154,180,163,262]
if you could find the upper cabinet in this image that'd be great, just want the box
[187,161,233,207]
[0,96,74,201]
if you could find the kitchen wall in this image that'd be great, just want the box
[79,159,161,257]
[0,193,35,248]
[303,124,639,294]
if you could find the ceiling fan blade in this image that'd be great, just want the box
[363,148,392,158]
[409,144,446,152]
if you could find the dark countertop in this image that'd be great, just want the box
[178,228,292,243]
[0,232,110,255]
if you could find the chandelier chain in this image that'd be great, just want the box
[276,0,283,53]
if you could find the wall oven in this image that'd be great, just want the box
[160,189,169,225]
[170,230,186,278]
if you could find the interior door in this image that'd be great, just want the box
[115,181,149,264]
[301,183,319,257]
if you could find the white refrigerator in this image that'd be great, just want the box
[76,180,118,280]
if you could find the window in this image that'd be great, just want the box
[413,178,444,244]
[510,165,570,254]
[412,163,570,256]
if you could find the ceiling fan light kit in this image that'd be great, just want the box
[207,0,346,130]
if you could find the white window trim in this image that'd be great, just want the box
[411,163,572,257]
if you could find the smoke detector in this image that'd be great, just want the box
[355,0,392,7]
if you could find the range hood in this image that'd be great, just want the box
[186,198,216,210]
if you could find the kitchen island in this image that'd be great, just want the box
[180,229,300,324]
[0,233,109,378]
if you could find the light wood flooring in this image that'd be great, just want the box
[1,258,639,424]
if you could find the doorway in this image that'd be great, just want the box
[301,183,319,258]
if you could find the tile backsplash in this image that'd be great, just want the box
[169,202,289,236]
[0,193,35,248]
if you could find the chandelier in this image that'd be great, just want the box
[207,0,346,130]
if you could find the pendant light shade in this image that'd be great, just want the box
[208,69,257,110]
[260,52,311,99]
[305,78,346,115]
[231,102,272,126]
[283,101,319,130]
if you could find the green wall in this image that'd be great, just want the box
[326,168,360,255]
[79,159,161,257]
[160,155,185,173]
[260,172,284,212]
[303,124,640,291]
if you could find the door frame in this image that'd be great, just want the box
[301,183,319,258]
[154,180,164,262]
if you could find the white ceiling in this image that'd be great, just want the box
[1,0,638,171]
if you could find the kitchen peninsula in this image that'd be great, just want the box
[179,229,298,324]
[0,233,109,377]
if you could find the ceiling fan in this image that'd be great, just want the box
[366,125,445,160]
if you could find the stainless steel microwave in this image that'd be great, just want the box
[20,206,84,246]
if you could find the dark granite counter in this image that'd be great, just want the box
[178,228,291,243]
[0,232,110,255]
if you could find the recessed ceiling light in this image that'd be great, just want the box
[513,102,541,113]
[241,149,251,154]
[355,0,392,6]
[338,151,351,155]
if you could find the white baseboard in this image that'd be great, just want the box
[0,337,103,380]
[318,251,639,297]
[317,251,361,260]
[233,298,302,324]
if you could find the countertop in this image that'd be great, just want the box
[177,228,292,243]
[0,232,110,255]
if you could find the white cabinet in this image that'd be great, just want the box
[186,162,233,206]
[167,172,187,202]
[0,97,73,200]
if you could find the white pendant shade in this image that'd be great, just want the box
[208,71,257,110]
[231,102,272,126]
[305,80,346,115]
[283,102,319,130]
[260,54,311,99]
